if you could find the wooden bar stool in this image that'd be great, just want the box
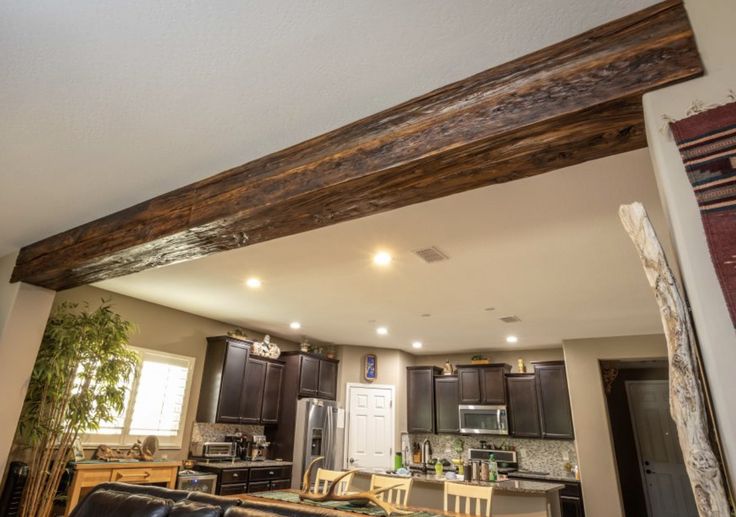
[444,482,494,516]
[313,468,355,495]
[369,474,413,506]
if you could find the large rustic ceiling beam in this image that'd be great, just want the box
[11,0,702,290]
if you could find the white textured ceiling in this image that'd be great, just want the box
[0,0,658,256]
[98,149,672,354]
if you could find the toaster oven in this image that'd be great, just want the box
[190,441,236,459]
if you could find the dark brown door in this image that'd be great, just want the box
[317,360,338,400]
[217,342,249,423]
[435,376,460,433]
[241,357,267,424]
[507,374,541,438]
[298,355,320,396]
[457,368,482,404]
[535,362,575,439]
[261,362,284,424]
[481,367,507,404]
[407,367,437,433]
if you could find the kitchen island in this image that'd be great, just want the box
[351,471,563,517]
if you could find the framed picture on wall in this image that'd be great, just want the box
[364,353,377,382]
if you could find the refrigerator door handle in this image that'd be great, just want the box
[324,407,334,469]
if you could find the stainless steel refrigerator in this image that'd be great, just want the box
[290,398,340,488]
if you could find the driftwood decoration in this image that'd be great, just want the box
[619,202,730,516]
[299,457,410,516]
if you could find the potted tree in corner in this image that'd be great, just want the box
[14,300,139,517]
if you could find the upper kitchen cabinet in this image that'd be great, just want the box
[506,373,541,438]
[456,364,511,405]
[197,336,285,425]
[407,366,442,433]
[281,352,339,400]
[533,361,575,439]
[197,336,250,423]
[434,376,460,433]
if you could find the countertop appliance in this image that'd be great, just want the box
[244,433,269,461]
[291,398,339,488]
[468,448,518,474]
[458,405,509,435]
[176,470,218,494]
[189,441,237,459]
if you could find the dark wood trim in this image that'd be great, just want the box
[11,0,702,290]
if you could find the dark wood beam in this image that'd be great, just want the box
[12,0,702,290]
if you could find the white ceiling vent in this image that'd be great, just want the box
[499,315,522,323]
[413,246,449,264]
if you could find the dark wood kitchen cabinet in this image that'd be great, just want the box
[281,352,339,400]
[506,373,541,438]
[241,357,266,423]
[456,364,511,405]
[261,361,284,424]
[407,366,442,433]
[533,361,574,439]
[197,336,285,425]
[434,376,460,433]
[241,357,285,424]
[197,336,250,423]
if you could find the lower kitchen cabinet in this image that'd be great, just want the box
[195,463,293,496]
[560,482,585,517]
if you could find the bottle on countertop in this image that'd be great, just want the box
[463,460,472,482]
[480,461,490,482]
[412,443,421,464]
[488,453,498,482]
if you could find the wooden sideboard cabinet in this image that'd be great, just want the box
[64,460,180,515]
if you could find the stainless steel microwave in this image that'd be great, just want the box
[458,405,509,435]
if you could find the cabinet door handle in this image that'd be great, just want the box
[268,471,275,475]
[232,473,239,478]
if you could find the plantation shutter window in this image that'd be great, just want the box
[82,347,195,448]
[129,353,190,437]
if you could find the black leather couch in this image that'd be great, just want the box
[69,483,275,517]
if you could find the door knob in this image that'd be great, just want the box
[349,457,355,464]
[645,469,654,474]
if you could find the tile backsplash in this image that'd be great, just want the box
[409,433,577,478]
[190,422,265,446]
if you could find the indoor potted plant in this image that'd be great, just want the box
[14,300,139,517]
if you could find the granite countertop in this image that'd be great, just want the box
[354,471,563,495]
[195,459,292,469]
[508,471,580,484]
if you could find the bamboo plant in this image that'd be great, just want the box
[15,300,139,517]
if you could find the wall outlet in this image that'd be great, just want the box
[518,448,527,459]
[561,451,570,461]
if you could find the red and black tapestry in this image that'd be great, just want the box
[670,101,736,327]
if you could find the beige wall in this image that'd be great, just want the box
[563,334,667,517]
[335,345,414,455]
[642,0,736,485]
[417,348,564,373]
[53,285,299,460]
[0,253,56,478]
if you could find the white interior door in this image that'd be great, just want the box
[626,380,698,517]
[346,384,394,470]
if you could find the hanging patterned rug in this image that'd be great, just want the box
[670,101,736,327]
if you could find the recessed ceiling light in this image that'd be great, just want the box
[373,251,392,267]
[376,326,389,336]
[245,277,262,288]
[289,321,301,330]
[421,313,431,318]
[412,341,423,349]
[484,307,496,312]
[506,335,519,344]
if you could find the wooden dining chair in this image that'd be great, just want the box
[369,474,412,506]
[313,468,354,495]
[444,482,494,516]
